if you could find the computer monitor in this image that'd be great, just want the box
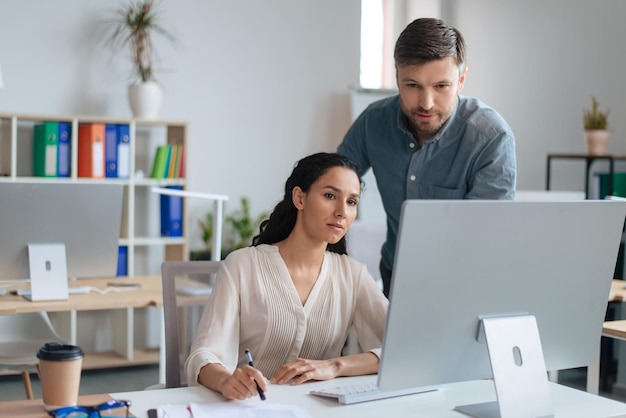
[377,200,626,416]
[0,182,123,283]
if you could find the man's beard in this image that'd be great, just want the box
[405,107,450,141]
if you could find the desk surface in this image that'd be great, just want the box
[0,275,208,315]
[110,376,626,418]
[1,378,625,418]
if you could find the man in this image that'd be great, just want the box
[338,18,516,297]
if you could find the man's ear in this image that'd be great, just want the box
[458,66,468,92]
[292,186,305,210]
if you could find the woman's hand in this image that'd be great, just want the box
[270,358,340,385]
[217,365,269,401]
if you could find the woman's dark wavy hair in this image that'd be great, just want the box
[252,152,362,255]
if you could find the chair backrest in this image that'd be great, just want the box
[0,312,65,368]
[161,260,221,388]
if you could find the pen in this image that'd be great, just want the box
[245,348,266,401]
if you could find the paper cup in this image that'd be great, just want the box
[37,342,84,411]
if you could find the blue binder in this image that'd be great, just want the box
[160,186,183,237]
[57,122,71,177]
[116,246,128,277]
[105,124,118,178]
[117,124,130,179]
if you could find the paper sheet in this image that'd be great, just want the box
[158,404,192,418]
[188,401,312,418]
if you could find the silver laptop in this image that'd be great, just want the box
[312,200,626,405]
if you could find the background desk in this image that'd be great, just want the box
[0,276,208,380]
[112,375,626,418]
[545,153,626,199]
[587,279,626,394]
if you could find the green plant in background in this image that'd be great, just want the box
[106,0,176,82]
[197,210,214,253]
[193,197,268,260]
[583,96,610,130]
[225,197,268,251]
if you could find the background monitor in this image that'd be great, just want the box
[0,182,124,281]
[378,200,626,392]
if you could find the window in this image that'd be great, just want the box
[360,0,442,89]
[360,0,384,88]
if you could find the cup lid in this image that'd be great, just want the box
[37,342,84,361]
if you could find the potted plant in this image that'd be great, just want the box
[191,197,268,260]
[106,0,176,119]
[583,96,610,155]
[224,197,268,252]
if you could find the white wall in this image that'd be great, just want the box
[445,0,626,194]
[5,1,621,245]
[0,0,360,352]
[4,0,624,350]
[0,0,361,251]
[4,1,624,248]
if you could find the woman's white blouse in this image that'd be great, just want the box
[185,244,388,385]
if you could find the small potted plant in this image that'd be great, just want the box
[106,0,176,119]
[583,96,610,155]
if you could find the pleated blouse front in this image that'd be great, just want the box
[185,244,388,385]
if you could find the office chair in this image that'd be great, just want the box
[0,312,65,399]
[161,260,221,388]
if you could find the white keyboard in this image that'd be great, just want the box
[310,383,436,404]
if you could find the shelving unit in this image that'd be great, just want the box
[0,113,189,370]
[0,113,189,275]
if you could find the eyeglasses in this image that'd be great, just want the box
[47,399,131,418]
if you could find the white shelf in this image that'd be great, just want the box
[124,237,187,246]
[0,113,190,372]
[0,112,189,276]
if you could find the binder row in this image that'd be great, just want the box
[33,121,131,179]
[150,144,184,179]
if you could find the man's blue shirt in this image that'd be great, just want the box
[338,94,516,271]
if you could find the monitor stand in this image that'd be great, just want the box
[26,243,69,301]
[455,315,554,418]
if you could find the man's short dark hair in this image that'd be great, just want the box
[394,18,466,70]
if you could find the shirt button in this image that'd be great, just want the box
[410,175,416,181]
[409,142,415,148]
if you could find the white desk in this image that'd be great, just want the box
[112,375,626,418]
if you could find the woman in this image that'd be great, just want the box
[185,152,388,400]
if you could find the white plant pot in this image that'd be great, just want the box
[584,129,609,156]
[128,81,163,120]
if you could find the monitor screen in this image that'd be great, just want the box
[0,182,124,281]
[377,200,626,392]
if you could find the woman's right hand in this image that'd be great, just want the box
[219,365,269,401]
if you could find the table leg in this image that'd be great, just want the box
[587,351,601,395]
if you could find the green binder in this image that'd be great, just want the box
[150,145,169,179]
[33,121,59,177]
